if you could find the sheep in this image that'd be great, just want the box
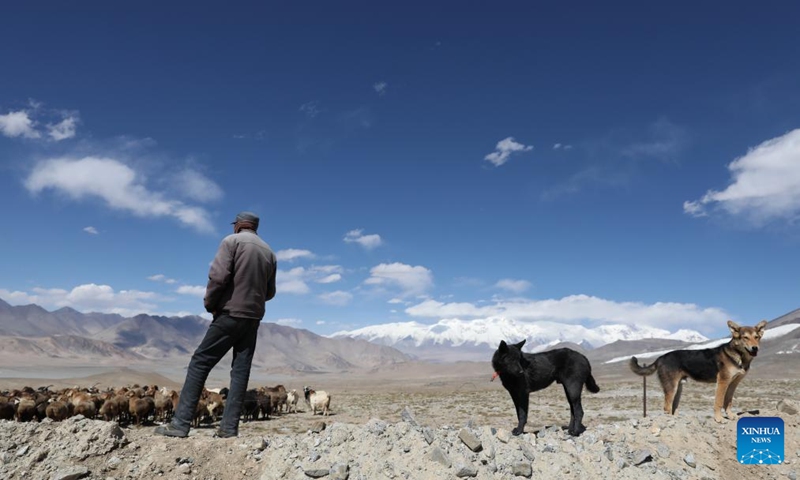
[127,391,154,426]
[74,401,97,419]
[0,397,15,420]
[99,398,119,422]
[153,389,175,423]
[286,389,299,413]
[203,390,225,423]
[303,386,331,416]
[14,397,37,422]
[46,400,70,421]
[257,391,272,420]
[241,389,260,422]
[259,386,287,414]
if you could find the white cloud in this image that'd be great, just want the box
[387,298,404,304]
[275,318,303,327]
[318,290,353,306]
[173,168,223,203]
[24,157,216,233]
[404,294,728,330]
[176,285,206,297]
[276,248,316,262]
[47,116,79,141]
[316,320,327,325]
[684,129,800,226]
[83,226,99,235]
[317,274,342,284]
[0,110,40,139]
[621,118,687,161]
[484,137,533,167]
[373,81,388,96]
[277,267,312,295]
[553,143,573,150]
[147,274,177,284]
[277,265,343,294]
[344,229,383,249]
[299,101,320,118]
[0,284,165,318]
[494,279,532,293]
[364,262,433,297]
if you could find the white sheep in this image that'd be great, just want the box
[303,386,331,416]
[286,389,299,413]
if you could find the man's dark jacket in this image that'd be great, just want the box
[204,229,277,320]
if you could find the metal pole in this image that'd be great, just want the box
[643,375,647,418]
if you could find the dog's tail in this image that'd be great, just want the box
[628,356,657,376]
[585,374,600,393]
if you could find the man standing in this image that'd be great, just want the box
[156,211,277,438]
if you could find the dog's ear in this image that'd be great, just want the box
[755,320,768,334]
[513,339,526,350]
[498,340,508,352]
[727,320,741,338]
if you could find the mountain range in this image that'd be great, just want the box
[0,298,409,372]
[1,298,798,373]
[331,317,710,362]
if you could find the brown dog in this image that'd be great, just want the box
[629,320,767,422]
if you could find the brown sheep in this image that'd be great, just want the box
[14,397,37,422]
[99,399,119,422]
[74,401,97,419]
[45,400,70,421]
[128,397,152,426]
[0,397,16,420]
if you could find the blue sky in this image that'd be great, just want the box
[1,2,799,338]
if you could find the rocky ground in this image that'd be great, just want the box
[1,379,798,480]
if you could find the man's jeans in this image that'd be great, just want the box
[171,314,260,434]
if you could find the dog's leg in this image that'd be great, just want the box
[659,371,681,415]
[723,373,745,419]
[713,375,730,423]
[509,390,529,436]
[563,381,585,436]
[672,379,684,415]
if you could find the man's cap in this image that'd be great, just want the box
[232,211,259,228]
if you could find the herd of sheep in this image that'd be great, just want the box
[0,384,332,426]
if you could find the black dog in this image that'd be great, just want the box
[491,339,600,436]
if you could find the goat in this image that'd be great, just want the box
[303,386,331,416]
[286,389,299,413]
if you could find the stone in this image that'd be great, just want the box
[400,406,418,426]
[106,456,121,469]
[656,443,670,459]
[366,419,387,436]
[512,462,533,477]
[304,468,329,478]
[15,445,29,457]
[778,399,799,415]
[633,449,652,466]
[454,463,478,477]
[52,466,90,480]
[429,446,452,468]
[684,453,697,468]
[310,421,326,433]
[329,463,349,480]
[422,427,434,445]
[458,429,483,452]
[496,428,511,444]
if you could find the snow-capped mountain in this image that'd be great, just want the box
[330,317,708,362]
